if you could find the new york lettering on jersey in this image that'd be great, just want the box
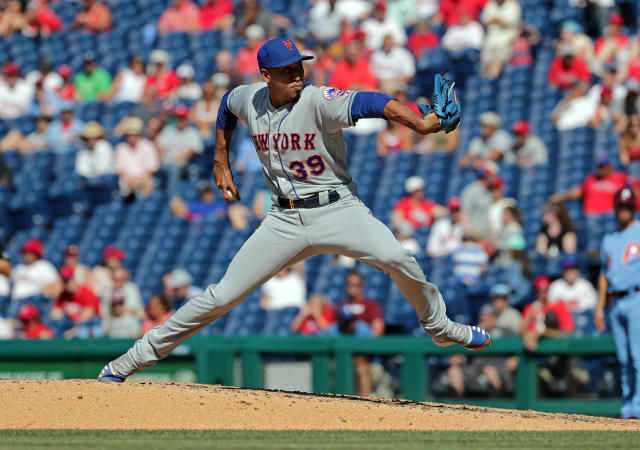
[226,82,356,198]
[251,133,316,151]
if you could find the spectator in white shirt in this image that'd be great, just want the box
[75,122,115,179]
[552,81,597,131]
[361,1,407,50]
[25,57,63,94]
[260,267,306,310]
[309,0,344,43]
[503,120,548,167]
[442,9,484,52]
[115,117,160,198]
[10,239,61,302]
[480,0,522,79]
[547,258,597,314]
[427,196,464,257]
[157,105,204,195]
[458,112,512,169]
[0,62,34,119]
[174,63,202,101]
[370,34,416,93]
[101,56,146,104]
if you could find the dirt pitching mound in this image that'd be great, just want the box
[2,380,639,431]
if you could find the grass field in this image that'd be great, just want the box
[1,430,639,449]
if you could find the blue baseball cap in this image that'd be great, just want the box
[257,38,313,70]
[562,256,579,270]
[490,284,511,298]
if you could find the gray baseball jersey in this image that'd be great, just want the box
[227,82,355,198]
[106,82,474,380]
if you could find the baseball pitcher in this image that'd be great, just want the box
[98,38,490,383]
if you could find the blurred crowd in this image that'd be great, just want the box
[0,0,639,399]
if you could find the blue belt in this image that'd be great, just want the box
[277,190,340,209]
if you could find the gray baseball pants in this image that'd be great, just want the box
[110,185,468,377]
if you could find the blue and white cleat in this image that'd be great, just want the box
[465,326,491,351]
[97,363,125,383]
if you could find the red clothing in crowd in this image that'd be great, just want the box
[235,44,264,77]
[547,57,591,89]
[158,0,200,32]
[337,298,384,325]
[594,34,629,55]
[523,300,575,333]
[298,304,335,335]
[581,172,639,215]
[328,58,377,91]
[627,57,640,82]
[407,30,440,57]
[141,312,172,334]
[145,71,179,99]
[392,196,437,228]
[199,0,233,29]
[438,0,487,26]
[57,83,75,101]
[81,2,112,32]
[21,323,55,339]
[54,285,100,322]
[32,4,63,33]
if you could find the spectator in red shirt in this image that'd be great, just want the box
[29,0,63,36]
[407,20,439,58]
[145,50,179,100]
[336,272,385,397]
[435,0,487,26]
[72,0,112,33]
[141,294,173,334]
[547,43,591,90]
[56,65,75,101]
[158,0,200,33]
[49,265,101,337]
[18,303,55,339]
[290,293,336,335]
[521,276,574,351]
[391,176,446,230]
[328,41,378,91]
[199,0,234,31]
[234,24,265,81]
[550,152,640,216]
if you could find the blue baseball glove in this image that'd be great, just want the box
[417,72,461,134]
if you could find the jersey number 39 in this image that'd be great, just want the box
[288,155,326,181]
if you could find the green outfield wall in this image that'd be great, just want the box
[0,336,621,416]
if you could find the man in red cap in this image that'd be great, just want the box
[427,197,465,257]
[91,245,126,299]
[521,275,575,350]
[504,120,548,168]
[56,65,75,101]
[18,303,55,339]
[156,104,204,194]
[595,12,628,67]
[10,239,61,302]
[0,61,34,119]
[50,265,101,337]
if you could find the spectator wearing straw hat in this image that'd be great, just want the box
[174,63,202,101]
[458,111,512,169]
[114,117,159,198]
[75,121,115,179]
[504,120,548,168]
[145,49,179,100]
[157,105,204,195]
